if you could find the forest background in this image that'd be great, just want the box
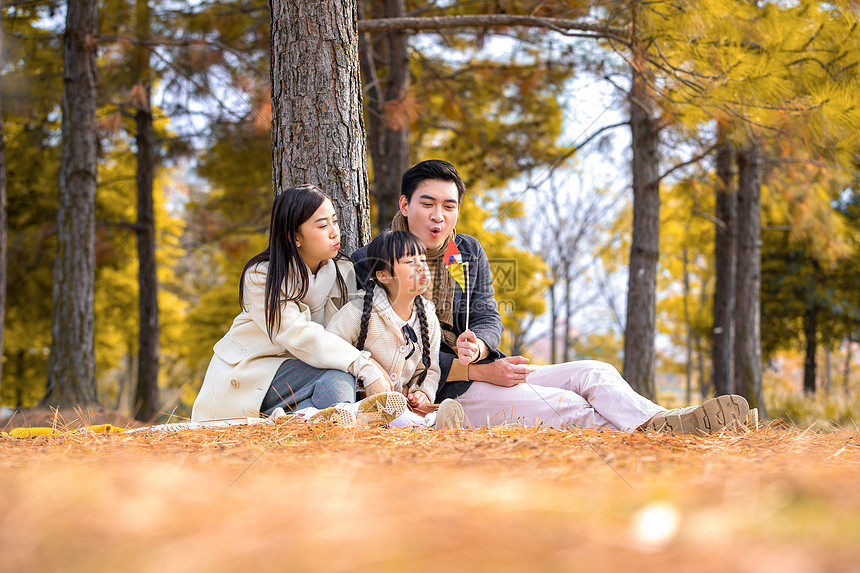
[1,0,859,425]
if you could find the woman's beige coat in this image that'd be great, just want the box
[191,259,358,421]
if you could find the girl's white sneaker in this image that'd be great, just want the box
[355,392,408,426]
[308,405,356,425]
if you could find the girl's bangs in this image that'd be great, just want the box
[390,232,425,265]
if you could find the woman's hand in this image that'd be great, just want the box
[363,358,393,395]
[364,378,392,396]
[456,329,480,365]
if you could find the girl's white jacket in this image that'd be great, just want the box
[325,287,441,403]
[191,259,359,421]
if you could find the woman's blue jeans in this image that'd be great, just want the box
[259,359,356,415]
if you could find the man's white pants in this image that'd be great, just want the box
[456,360,665,432]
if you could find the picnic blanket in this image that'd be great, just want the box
[2,415,282,439]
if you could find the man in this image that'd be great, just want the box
[353,160,750,433]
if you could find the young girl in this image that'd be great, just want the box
[191,184,407,426]
[326,230,465,429]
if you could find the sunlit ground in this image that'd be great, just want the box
[2,422,858,572]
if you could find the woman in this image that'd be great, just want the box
[191,184,401,424]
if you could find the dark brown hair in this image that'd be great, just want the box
[240,184,349,340]
[401,159,466,204]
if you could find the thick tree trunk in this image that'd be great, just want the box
[360,0,410,230]
[270,0,371,253]
[682,245,692,404]
[132,0,160,422]
[734,141,765,416]
[134,92,159,421]
[0,62,7,391]
[623,30,659,400]
[712,134,735,396]
[803,299,818,394]
[41,0,99,407]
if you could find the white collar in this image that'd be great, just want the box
[302,259,337,324]
[370,286,419,335]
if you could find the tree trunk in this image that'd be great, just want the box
[843,336,852,396]
[734,141,765,416]
[116,350,133,412]
[16,350,24,409]
[623,7,659,400]
[698,277,711,398]
[549,280,557,364]
[712,133,735,396]
[563,264,571,362]
[359,0,410,230]
[0,50,7,392]
[41,0,99,407]
[132,0,160,422]
[802,298,818,394]
[695,332,708,398]
[270,0,371,253]
[682,245,692,404]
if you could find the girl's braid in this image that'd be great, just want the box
[414,296,431,387]
[356,280,375,351]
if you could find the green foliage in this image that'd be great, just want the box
[1,0,189,407]
[176,118,274,396]
[411,55,568,189]
[396,3,580,355]
[760,157,859,361]
[766,386,860,430]
[655,177,716,353]
[1,3,62,406]
[7,0,860,411]
[570,332,624,371]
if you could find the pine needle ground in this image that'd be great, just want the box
[2,422,859,572]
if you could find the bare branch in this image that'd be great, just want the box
[358,15,629,46]
[658,144,717,182]
[554,121,630,164]
[765,157,830,168]
[692,208,725,230]
[97,34,267,77]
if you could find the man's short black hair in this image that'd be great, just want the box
[401,159,466,204]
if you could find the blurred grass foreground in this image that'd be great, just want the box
[1,420,858,572]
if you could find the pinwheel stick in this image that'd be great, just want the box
[464,261,470,331]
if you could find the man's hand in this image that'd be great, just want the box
[456,329,480,365]
[469,356,535,387]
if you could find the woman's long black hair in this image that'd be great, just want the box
[239,184,349,340]
[357,230,432,387]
